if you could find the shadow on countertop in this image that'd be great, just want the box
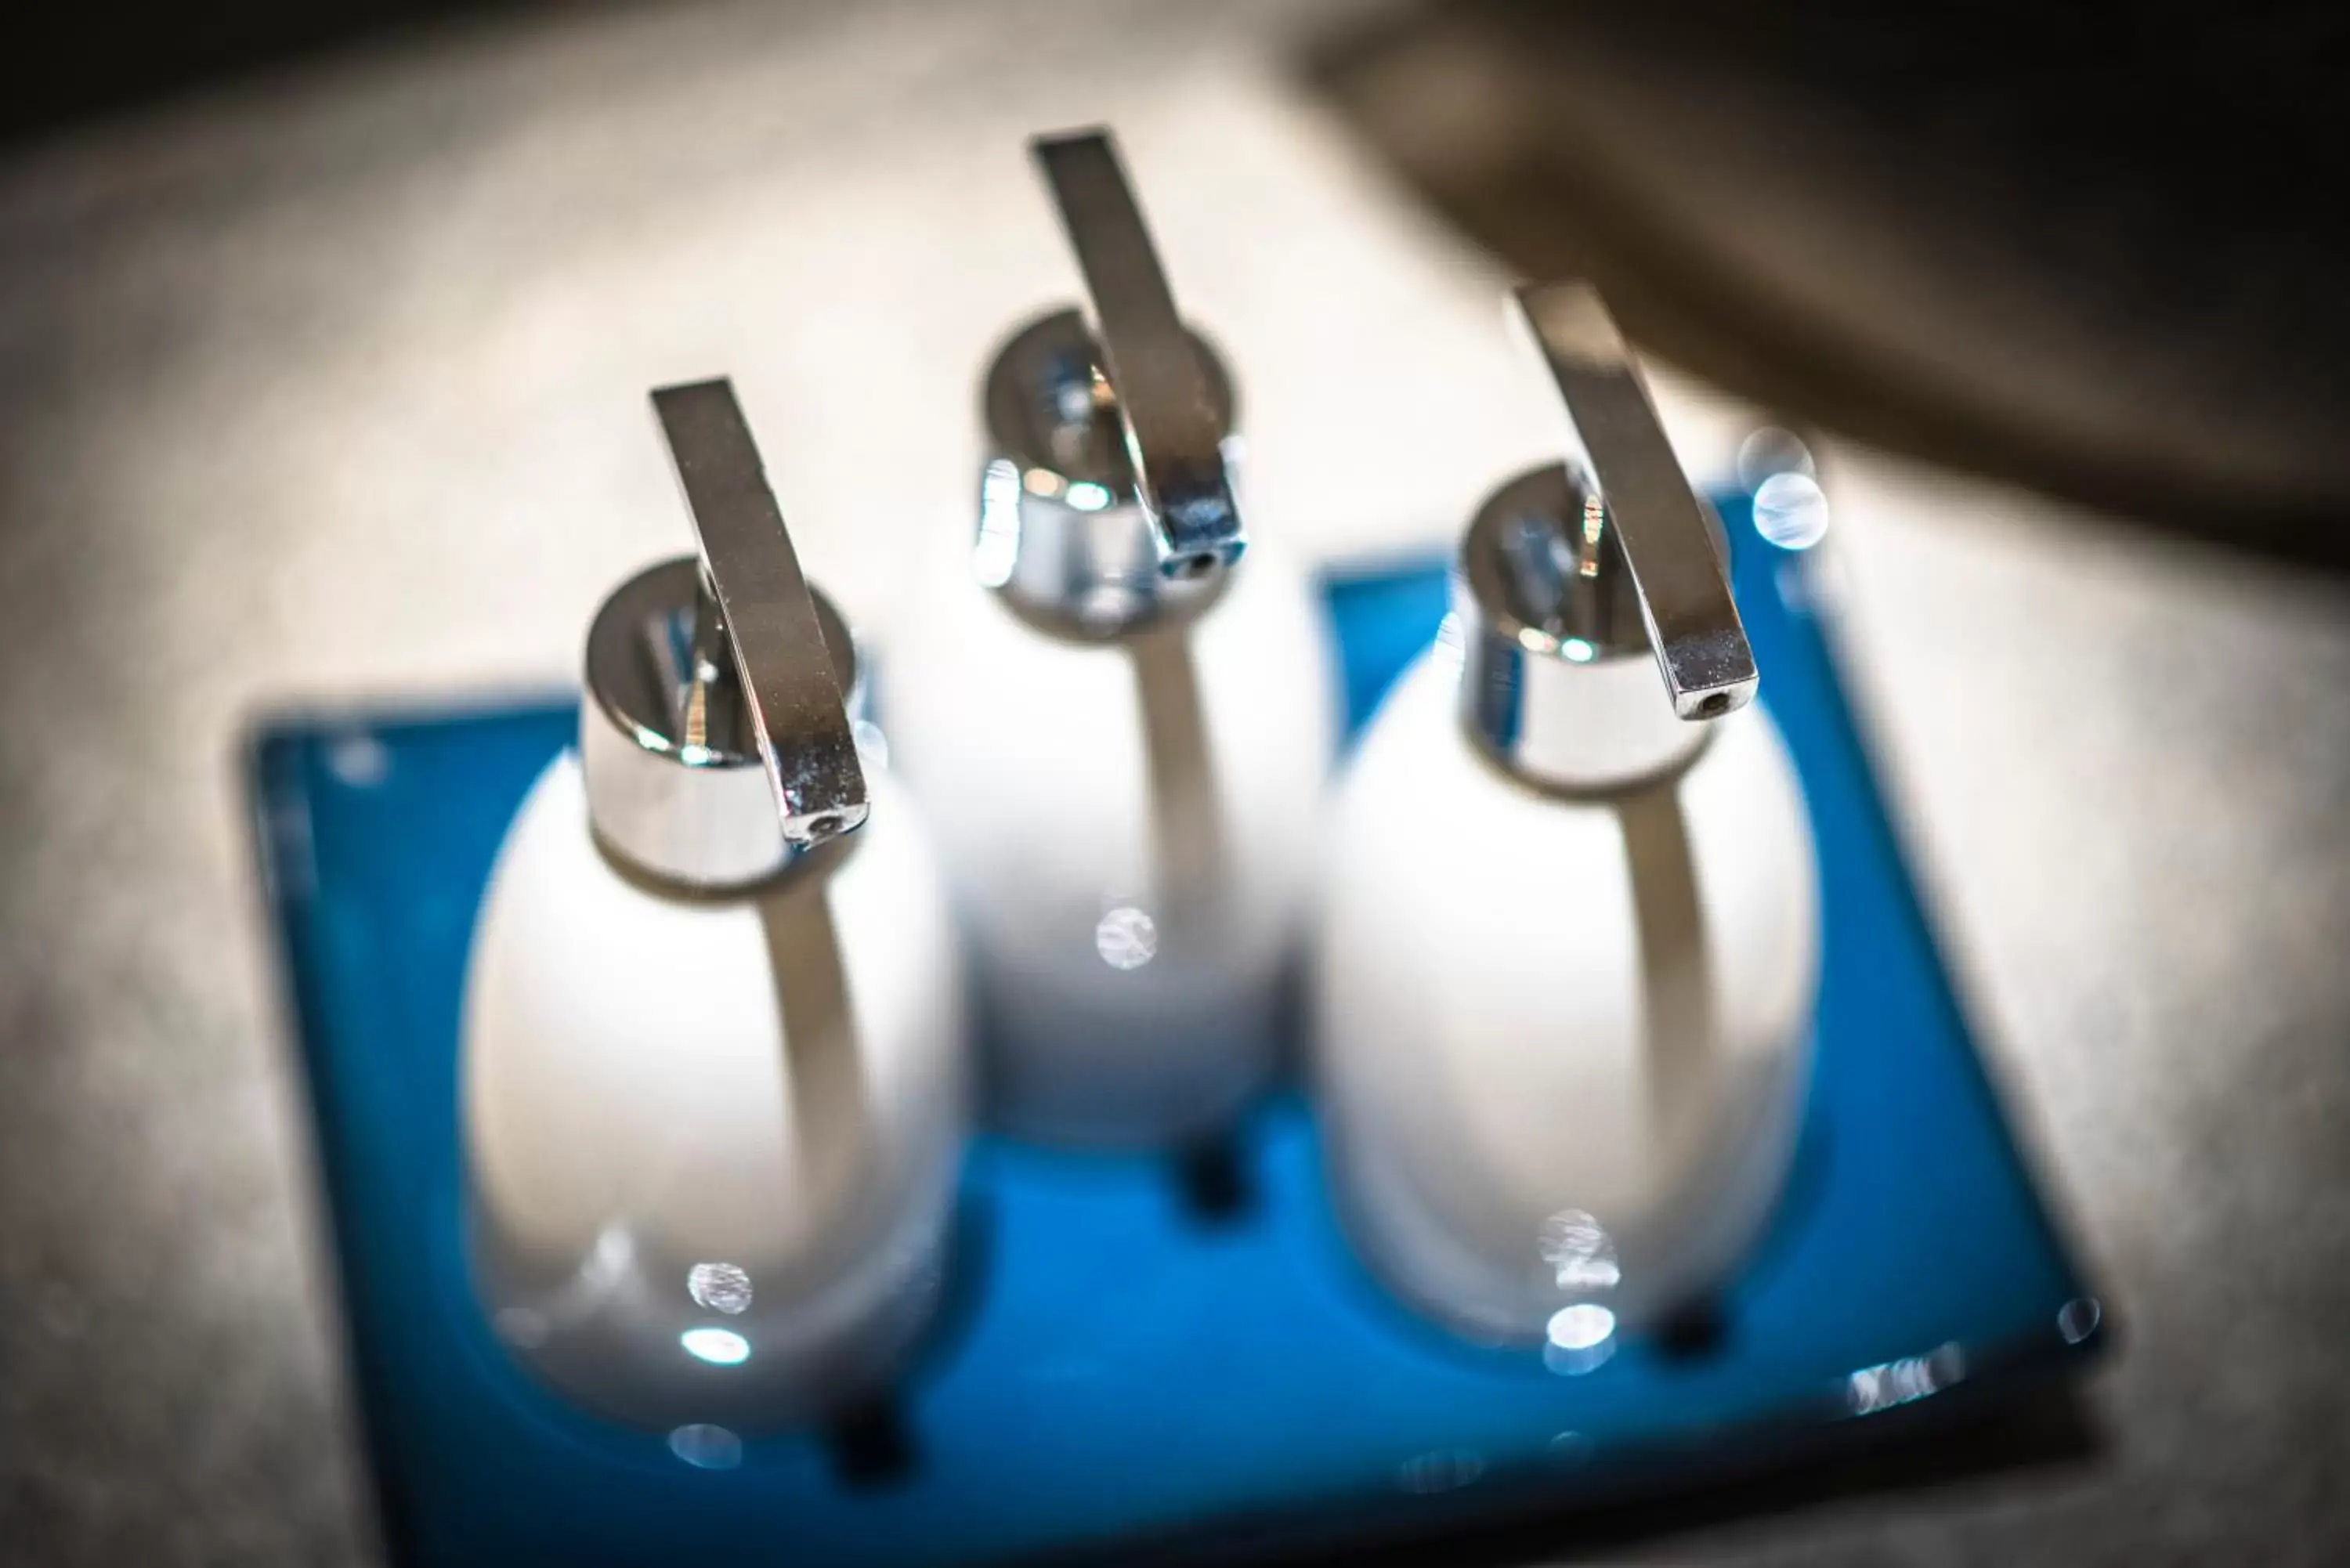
[1302,0,2350,575]
[0,0,536,144]
[13,0,2346,572]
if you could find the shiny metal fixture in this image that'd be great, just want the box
[1457,282,1757,792]
[975,312,1236,644]
[1030,128,1243,583]
[580,378,867,891]
[1509,281,1755,721]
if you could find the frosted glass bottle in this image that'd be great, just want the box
[1314,284,1820,1350]
[462,381,965,1433]
[885,129,1336,1146]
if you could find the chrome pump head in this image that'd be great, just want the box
[975,127,1244,643]
[1457,281,1759,793]
[581,378,869,891]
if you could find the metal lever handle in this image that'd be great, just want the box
[650,378,869,846]
[1512,282,1756,720]
[1032,128,1242,579]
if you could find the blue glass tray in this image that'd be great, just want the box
[249,494,2104,1566]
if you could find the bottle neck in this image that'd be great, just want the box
[1455,464,1715,793]
[975,308,1238,644]
[582,558,866,891]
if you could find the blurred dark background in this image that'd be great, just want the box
[0,0,515,143]
[11,0,2348,568]
[1307,0,2350,572]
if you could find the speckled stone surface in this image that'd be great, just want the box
[1,2,2345,1564]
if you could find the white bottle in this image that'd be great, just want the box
[885,129,1336,1147]
[463,380,965,1433]
[1314,284,1820,1352]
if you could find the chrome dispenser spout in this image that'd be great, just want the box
[651,378,868,847]
[1510,282,1756,721]
[1032,128,1243,580]
[580,378,867,891]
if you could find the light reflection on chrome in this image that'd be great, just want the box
[1846,1342,1965,1415]
[1077,585,1144,636]
[1543,1303,1618,1376]
[974,458,1024,588]
[680,1327,752,1366]
[1094,905,1159,970]
[687,1262,754,1316]
[667,1423,743,1470]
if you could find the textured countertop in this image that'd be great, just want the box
[2,2,2346,1563]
